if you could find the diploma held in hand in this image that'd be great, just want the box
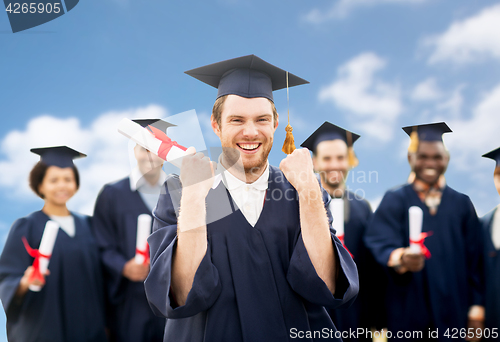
[135,214,152,265]
[330,198,353,257]
[330,199,344,238]
[24,220,59,292]
[409,206,424,254]
[118,118,221,189]
[118,118,187,168]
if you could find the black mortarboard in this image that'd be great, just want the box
[301,121,361,152]
[30,146,86,168]
[184,54,309,102]
[132,119,176,133]
[402,122,452,153]
[402,122,452,142]
[483,147,500,168]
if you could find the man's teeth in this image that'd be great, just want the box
[423,169,437,176]
[238,143,259,150]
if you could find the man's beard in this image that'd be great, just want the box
[221,139,273,176]
[321,170,346,189]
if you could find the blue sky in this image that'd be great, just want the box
[1,0,500,338]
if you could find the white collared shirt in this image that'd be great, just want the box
[129,167,167,211]
[49,215,75,238]
[218,160,269,227]
[492,205,500,250]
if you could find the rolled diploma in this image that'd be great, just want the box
[409,206,424,254]
[118,118,220,189]
[330,198,344,237]
[118,118,164,157]
[135,214,152,264]
[29,220,59,292]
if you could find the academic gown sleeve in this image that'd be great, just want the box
[462,196,484,307]
[0,218,37,318]
[93,185,129,303]
[364,190,406,267]
[144,175,222,319]
[286,184,359,310]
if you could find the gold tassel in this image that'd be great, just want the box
[282,71,296,155]
[346,132,359,168]
[407,171,415,184]
[348,146,359,168]
[408,126,419,153]
[282,124,296,154]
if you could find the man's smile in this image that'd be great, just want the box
[236,142,262,153]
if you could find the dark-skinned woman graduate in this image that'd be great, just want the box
[480,147,500,340]
[0,146,107,342]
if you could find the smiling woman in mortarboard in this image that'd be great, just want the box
[0,146,107,342]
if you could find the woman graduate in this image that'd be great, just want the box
[0,146,107,342]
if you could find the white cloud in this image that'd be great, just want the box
[0,105,168,215]
[303,0,425,23]
[319,52,403,142]
[411,78,443,102]
[445,83,500,172]
[424,4,500,64]
[435,84,465,118]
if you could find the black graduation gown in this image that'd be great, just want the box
[93,177,165,342]
[480,208,500,339]
[328,191,386,341]
[145,165,359,342]
[0,210,107,342]
[365,184,483,341]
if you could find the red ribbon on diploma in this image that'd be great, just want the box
[410,231,433,259]
[22,237,50,284]
[337,234,354,259]
[136,244,150,265]
[147,125,187,160]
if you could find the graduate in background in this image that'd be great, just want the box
[93,119,167,342]
[301,122,386,341]
[0,146,107,342]
[145,55,359,342]
[480,147,500,338]
[365,123,484,341]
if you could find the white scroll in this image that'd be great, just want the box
[118,118,220,189]
[135,214,152,264]
[409,206,424,254]
[29,220,59,292]
[330,198,344,237]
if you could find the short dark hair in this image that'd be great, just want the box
[29,162,80,199]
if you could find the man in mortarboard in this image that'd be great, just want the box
[301,122,386,341]
[92,120,169,342]
[365,122,484,341]
[144,55,359,342]
[480,147,500,338]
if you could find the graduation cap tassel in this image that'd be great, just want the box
[282,71,296,155]
[408,126,419,153]
[346,131,359,168]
